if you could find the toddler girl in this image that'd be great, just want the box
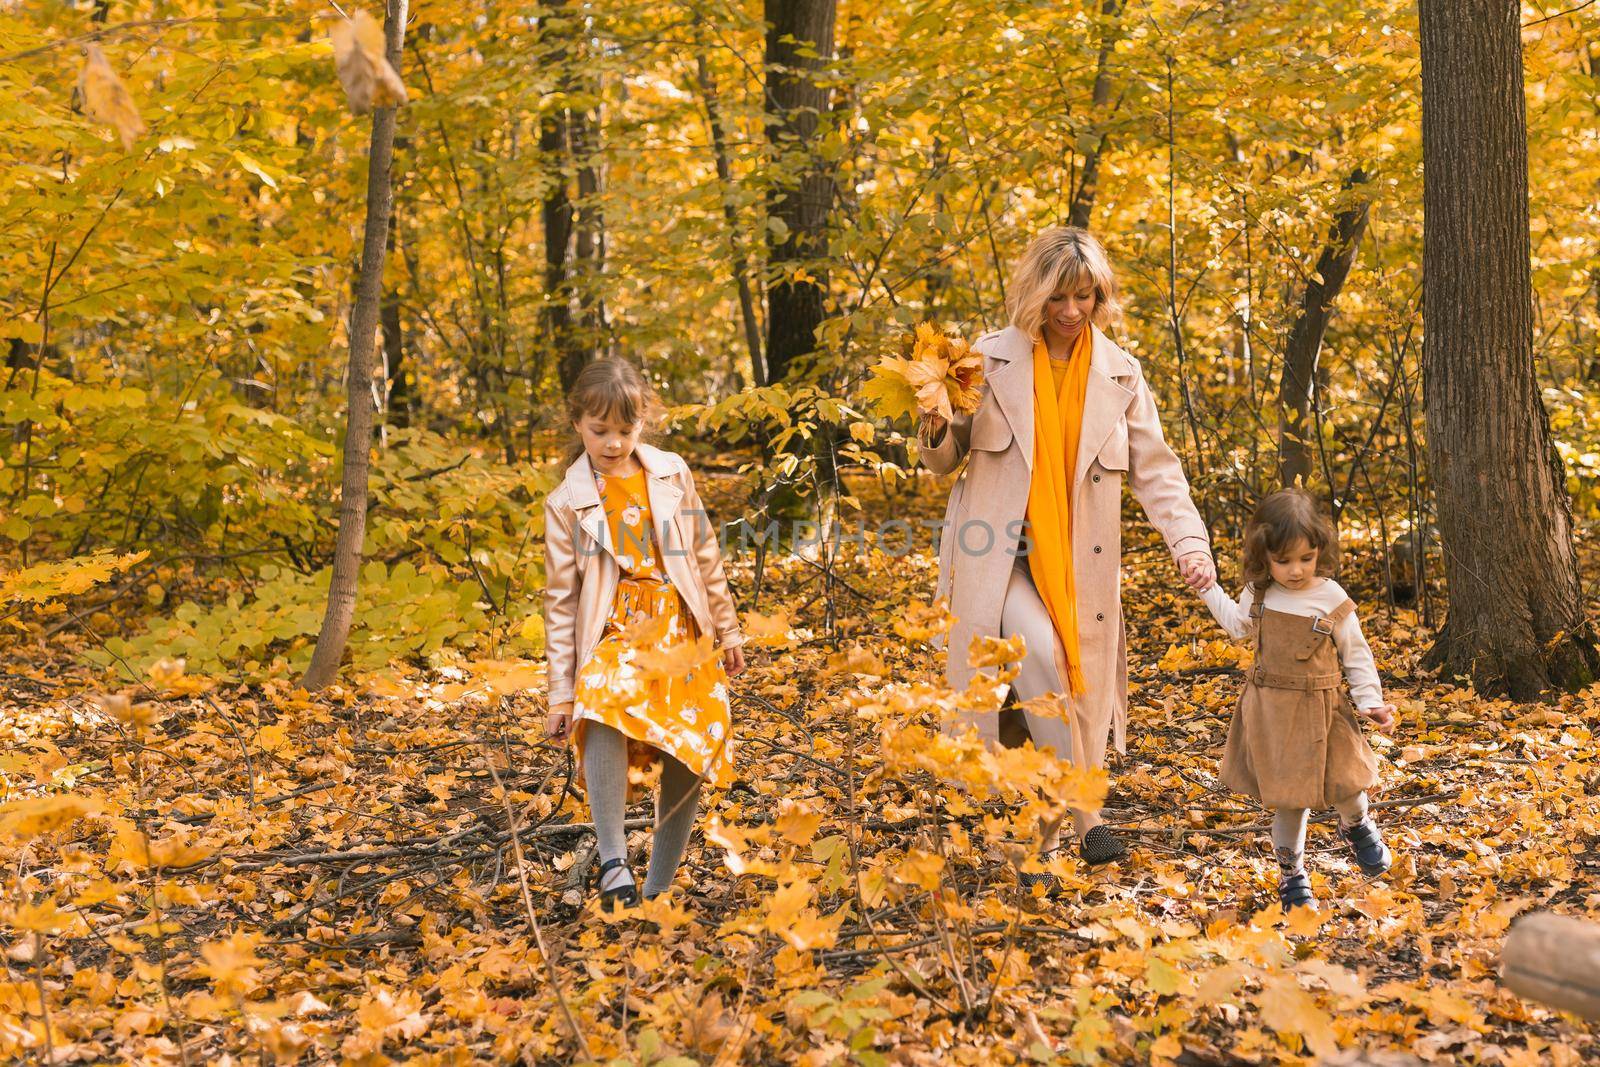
[1199,488,1397,910]
[543,358,746,910]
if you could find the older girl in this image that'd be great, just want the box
[543,358,746,910]
[918,226,1214,879]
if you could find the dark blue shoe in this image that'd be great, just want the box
[1341,818,1392,876]
[1278,871,1316,911]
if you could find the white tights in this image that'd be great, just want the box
[1270,793,1371,875]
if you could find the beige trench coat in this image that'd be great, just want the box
[543,441,744,708]
[919,324,1210,761]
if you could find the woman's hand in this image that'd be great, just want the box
[545,701,573,742]
[723,644,747,679]
[918,410,948,443]
[1359,703,1397,735]
[1177,551,1216,592]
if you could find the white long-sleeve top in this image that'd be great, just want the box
[1200,578,1386,710]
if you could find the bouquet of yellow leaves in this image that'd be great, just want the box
[863,322,984,423]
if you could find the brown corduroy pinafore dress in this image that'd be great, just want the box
[1219,597,1380,810]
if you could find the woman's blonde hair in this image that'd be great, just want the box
[1241,488,1341,593]
[563,358,661,463]
[1005,226,1124,340]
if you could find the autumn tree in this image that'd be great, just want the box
[1417,0,1600,697]
[763,0,837,384]
[304,3,411,690]
[1277,168,1371,489]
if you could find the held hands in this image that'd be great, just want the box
[1359,703,1398,736]
[1177,551,1217,592]
[545,701,573,742]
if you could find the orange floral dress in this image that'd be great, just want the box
[572,466,734,788]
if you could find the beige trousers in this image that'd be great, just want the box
[997,556,1092,770]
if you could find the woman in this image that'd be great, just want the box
[919,226,1215,873]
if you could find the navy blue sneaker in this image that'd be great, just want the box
[1278,870,1316,911]
[1341,818,1393,876]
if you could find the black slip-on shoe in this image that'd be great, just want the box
[1079,825,1128,866]
[596,857,640,913]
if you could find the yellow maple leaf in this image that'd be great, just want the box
[196,930,265,998]
[864,324,986,424]
[969,633,1028,669]
[893,599,954,643]
[95,692,163,732]
[742,610,794,647]
[7,898,72,934]
[826,645,887,678]
[78,44,145,151]
[331,11,410,116]
[1257,971,1337,1059]
[0,793,101,841]
[475,659,544,696]
[634,633,720,680]
[150,833,214,869]
[775,801,825,846]
[892,848,945,890]
[780,908,845,951]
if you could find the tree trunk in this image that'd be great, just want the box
[1418,0,1600,699]
[381,142,412,430]
[573,98,608,357]
[763,0,836,383]
[541,1,585,394]
[302,0,408,691]
[697,53,766,387]
[380,288,409,428]
[1277,168,1370,488]
[1067,0,1124,228]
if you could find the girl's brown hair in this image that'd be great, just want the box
[1241,488,1340,591]
[563,358,660,463]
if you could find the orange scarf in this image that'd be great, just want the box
[1026,327,1093,696]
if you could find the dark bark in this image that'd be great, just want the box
[698,53,766,386]
[380,288,409,428]
[1067,0,1124,228]
[572,98,608,356]
[303,0,409,690]
[382,132,412,429]
[540,1,585,394]
[1418,0,1600,698]
[1277,168,1371,488]
[763,0,837,383]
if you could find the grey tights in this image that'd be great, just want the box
[1271,793,1372,875]
[582,722,703,896]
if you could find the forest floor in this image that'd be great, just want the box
[3,458,1599,1065]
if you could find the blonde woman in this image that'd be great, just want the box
[919,226,1215,882]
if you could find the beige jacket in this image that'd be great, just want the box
[543,442,744,707]
[919,323,1210,762]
